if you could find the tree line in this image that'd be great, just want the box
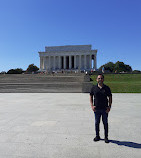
[2,64,39,74]
[99,61,140,73]
[99,61,132,73]
[1,61,140,74]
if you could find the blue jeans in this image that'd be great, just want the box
[94,109,108,138]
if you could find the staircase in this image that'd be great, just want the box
[0,74,92,93]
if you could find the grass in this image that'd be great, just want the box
[90,74,141,93]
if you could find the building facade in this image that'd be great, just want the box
[38,45,97,72]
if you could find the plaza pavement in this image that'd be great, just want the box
[0,93,140,158]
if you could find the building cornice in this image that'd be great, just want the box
[38,50,97,57]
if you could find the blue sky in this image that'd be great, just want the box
[0,0,141,72]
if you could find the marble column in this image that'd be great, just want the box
[59,56,61,69]
[89,55,92,70]
[84,55,86,69]
[94,54,97,70]
[43,57,45,70]
[79,55,81,70]
[53,56,55,70]
[64,56,66,69]
[69,55,71,69]
[40,57,42,70]
[74,55,76,69]
[44,57,47,70]
[48,56,50,71]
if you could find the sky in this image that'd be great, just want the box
[0,0,141,72]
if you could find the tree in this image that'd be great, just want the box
[26,64,39,73]
[99,61,132,73]
[114,61,132,73]
[132,70,141,73]
[114,61,126,72]
[0,71,6,74]
[99,62,115,72]
[125,64,132,72]
[7,68,23,74]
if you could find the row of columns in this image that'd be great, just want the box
[40,54,97,71]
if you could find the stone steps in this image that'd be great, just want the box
[0,74,84,83]
[0,74,92,93]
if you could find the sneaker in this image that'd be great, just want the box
[105,137,109,143]
[93,136,100,141]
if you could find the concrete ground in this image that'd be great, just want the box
[0,93,140,158]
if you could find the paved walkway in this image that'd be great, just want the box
[0,93,140,158]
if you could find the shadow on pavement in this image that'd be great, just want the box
[109,140,141,149]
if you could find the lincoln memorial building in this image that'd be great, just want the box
[38,45,97,72]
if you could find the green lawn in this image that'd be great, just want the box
[90,74,141,93]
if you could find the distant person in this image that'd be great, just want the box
[115,70,117,73]
[102,67,105,73]
[90,74,112,143]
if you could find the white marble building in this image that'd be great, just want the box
[38,45,97,72]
